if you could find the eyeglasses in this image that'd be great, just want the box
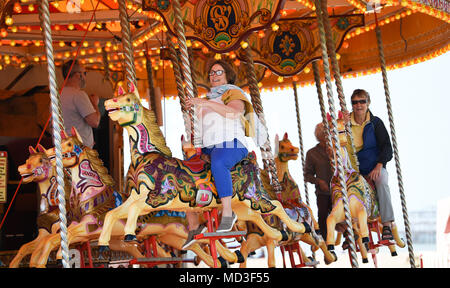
[351,99,367,105]
[209,70,224,77]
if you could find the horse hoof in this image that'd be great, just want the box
[302,222,312,233]
[362,258,368,264]
[234,250,245,263]
[362,236,370,243]
[194,256,201,266]
[327,244,335,251]
[124,234,137,242]
[218,256,228,268]
[391,251,398,257]
[331,251,337,262]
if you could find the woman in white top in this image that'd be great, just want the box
[182,60,254,249]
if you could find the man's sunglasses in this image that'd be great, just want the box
[351,99,367,105]
[209,70,224,76]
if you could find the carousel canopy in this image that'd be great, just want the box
[0,0,448,97]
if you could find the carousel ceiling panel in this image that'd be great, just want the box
[339,12,450,75]
[238,14,364,76]
[142,0,287,52]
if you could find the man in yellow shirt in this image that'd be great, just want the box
[344,89,395,241]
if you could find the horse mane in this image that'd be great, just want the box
[142,106,172,157]
[72,137,115,188]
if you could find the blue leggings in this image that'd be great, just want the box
[202,139,248,198]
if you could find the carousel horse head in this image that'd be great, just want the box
[105,83,172,157]
[18,145,52,184]
[274,133,299,162]
[60,127,114,185]
[59,127,85,168]
[181,134,196,160]
[104,83,143,127]
[326,111,347,148]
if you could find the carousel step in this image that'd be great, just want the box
[304,260,320,267]
[129,257,186,265]
[194,231,246,240]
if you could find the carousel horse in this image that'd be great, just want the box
[237,133,334,267]
[27,136,147,267]
[98,84,308,251]
[9,145,70,267]
[12,145,144,267]
[41,128,238,268]
[325,113,404,262]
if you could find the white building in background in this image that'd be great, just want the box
[408,207,436,247]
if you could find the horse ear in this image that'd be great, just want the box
[283,132,288,140]
[118,85,124,96]
[36,144,46,153]
[326,113,332,122]
[29,146,37,155]
[71,127,83,143]
[338,111,343,119]
[60,130,68,139]
[181,134,185,143]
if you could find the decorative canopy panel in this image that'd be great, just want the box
[0,0,449,97]
[142,0,286,52]
[240,14,364,76]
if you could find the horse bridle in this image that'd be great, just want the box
[118,103,140,127]
[32,160,51,183]
[62,143,85,167]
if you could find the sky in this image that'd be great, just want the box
[125,51,450,233]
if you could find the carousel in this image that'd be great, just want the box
[0,0,448,268]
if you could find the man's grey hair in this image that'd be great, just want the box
[314,123,325,142]
[351,89,371,104]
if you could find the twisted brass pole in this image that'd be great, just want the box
[242,47,283,200]
[188,47,199,99]
[38,0,69,268]
[167,34,193,138]
[314,0,359,267]
[118,0,136,87]
[312,61,333,166]
[292,82,309,205]
[292,81,315,260]
[374,11,415,268]
[320,0,359,168]
[171,0,199,148]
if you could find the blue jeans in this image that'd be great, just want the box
[202,139,248,198]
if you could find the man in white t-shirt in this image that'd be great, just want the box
[60,60,100,148]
